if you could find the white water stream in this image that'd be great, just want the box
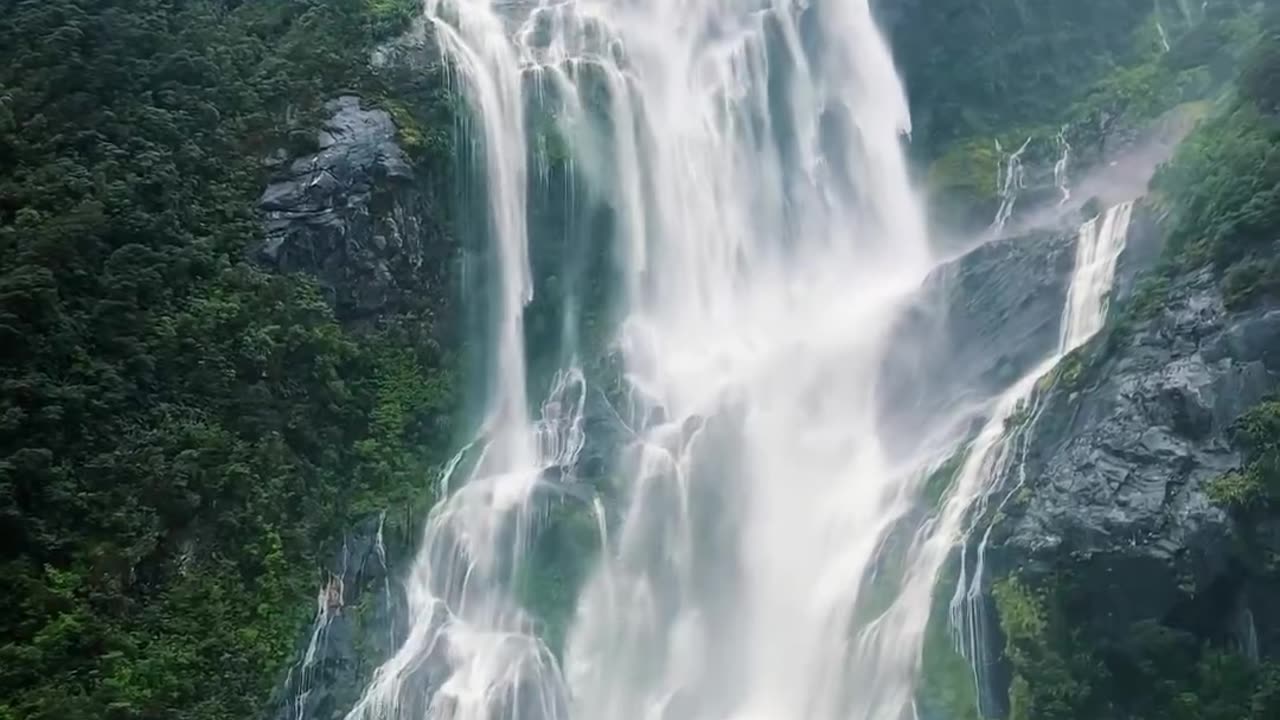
[341,0,1139,718]
[946,201,1135,716]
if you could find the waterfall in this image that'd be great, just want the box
[1060,203,1135,348]
[992,137,1032,232]
[945,201,1136,716]
[345,0,1134,716]
[1053,127,1071,205]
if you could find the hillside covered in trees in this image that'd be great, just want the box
[0,1,458,717]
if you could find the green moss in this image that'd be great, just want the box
[917,559,980,720]
[928,138,1003,205]
[1127,273,1172,322]
[377,95,452,159]
[1222,259,1273,308]
[513,500,601,657]
[1054,352,1086,391]
[992,577,1049,645]
[923,446,970,510]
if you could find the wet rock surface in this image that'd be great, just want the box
[989,265,1280,654]
[881,223,1078,452]
[268,513,416,720]
[256,95,451,323]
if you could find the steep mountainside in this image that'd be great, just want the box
[0,2,457,717]
[957,10,1280,719]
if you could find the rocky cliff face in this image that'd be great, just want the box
[256,91,456,719]
[880,221,1080,461]
[267,513,417,720]
[972,235,1280,715]
[991,264,1279,626]
[257,95,453,325]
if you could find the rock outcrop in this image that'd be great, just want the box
[257,95,452,324]
[880,223,1079,453]
[257,91,455,718]
[988,264,1280,657]
[268,513,416,720]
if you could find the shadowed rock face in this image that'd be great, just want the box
[268,513,415,720]
[879,223,1079,456]
[989,264,1280,656]
[257,95,451,324]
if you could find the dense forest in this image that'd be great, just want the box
[0,1,458,717]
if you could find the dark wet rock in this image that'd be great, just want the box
[268,513,418,720]
[255,95,451,323]
[939,228,1078,392]
[987,265,1280,655]
[881,224,1078,451]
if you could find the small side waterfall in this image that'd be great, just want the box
[1053,127,1071,205]
[992,137,1032,232]
[944,201,1136,716]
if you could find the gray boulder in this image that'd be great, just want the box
[257,95,451,323]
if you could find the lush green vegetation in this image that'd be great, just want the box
[1074,5,1278,370]
[920,1,1264,229]
[1134,6,1280,308]
[890,0,1153,155]
[992,572,1280,720]
[1208,401,1280,512]
[0,1,458,717]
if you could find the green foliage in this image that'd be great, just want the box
[1153,100,1280,272]
[1207,468,1272,510]
[927,138,1003,223]
[376,95,452,159]
[0,0,458,717]
[991,570,1280,720]
[921,2,1259,225]
[1222,257,1280,308]
[891,0,1154,155]
[1240,18,1280,115]
[1128,273,1172,320]
[1052,351,1086,391]
[992,575,1103,720]
[366,0,422,39]
[1099,9,1279,321]
[1149,11,1280,293]
[1208,400,1280,513]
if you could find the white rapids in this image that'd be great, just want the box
[342,0,1139,718]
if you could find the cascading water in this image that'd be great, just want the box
[991,137,1032,232]
[347,0,1134,717]
[946,201,1136,716]
[1053,127,1071,205]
